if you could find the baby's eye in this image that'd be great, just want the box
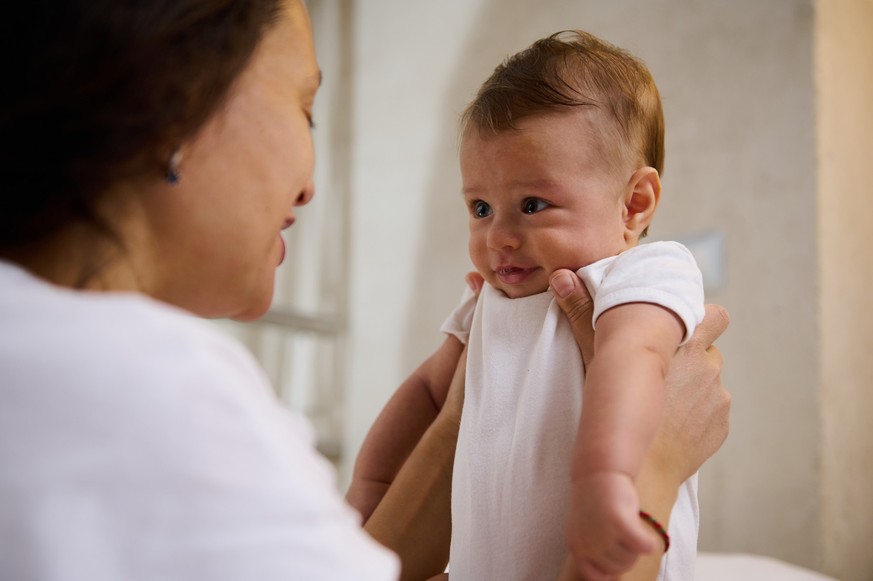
[472,200,492,219]
[521,198,549,214]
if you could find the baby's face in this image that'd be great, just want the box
[460,109,632,298]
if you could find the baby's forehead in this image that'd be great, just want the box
[497,108,632,168]
[462,106,607,140]
[460,109,634,188]
[548,107,637,172]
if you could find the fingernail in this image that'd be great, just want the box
[551,272,575,298]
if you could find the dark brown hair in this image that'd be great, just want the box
[0,0,282,249]
[461,30,665,177]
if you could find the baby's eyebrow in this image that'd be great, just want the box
[461,177,561,198]
[508,178,559,191]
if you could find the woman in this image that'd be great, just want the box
[0,1,729,580]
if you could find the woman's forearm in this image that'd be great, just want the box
[363,348,466,581]
[363,413,458,581]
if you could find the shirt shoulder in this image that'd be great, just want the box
[0,264,399,580]
[576,241,705,343]
[440,285,478,344]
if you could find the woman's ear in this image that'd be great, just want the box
[623,167,661,244]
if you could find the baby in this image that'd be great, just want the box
[349,30,704,580]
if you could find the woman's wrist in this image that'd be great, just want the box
[635,444,681,543]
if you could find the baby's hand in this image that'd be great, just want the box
[566,472,656,580]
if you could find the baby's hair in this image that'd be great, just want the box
[461,30,665,178]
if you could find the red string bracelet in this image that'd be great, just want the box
[639,510,670,553]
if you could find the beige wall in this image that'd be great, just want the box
[339,0,871,576]
[816,0,873,579]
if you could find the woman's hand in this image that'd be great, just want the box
[548,271,597,366]
[649,303,730,482]
[549,269,731,581]
[548,269,730,480]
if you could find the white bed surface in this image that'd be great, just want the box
[696,553,838,580]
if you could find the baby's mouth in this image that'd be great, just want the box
[495,266,538,284]
[498,266,523,275]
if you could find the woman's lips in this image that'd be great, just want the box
[495,266,537,284]
[277,217,295,266]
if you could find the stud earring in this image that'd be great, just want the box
[166,148,182,185]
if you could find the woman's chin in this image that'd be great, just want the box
[229,294,273,322]
[180,271,275,322]
[220,279,275,322]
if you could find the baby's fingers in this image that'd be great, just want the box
[582,510,656,577]
[585,539,645,579]
[602,541,642,573]
[574,556,614,581]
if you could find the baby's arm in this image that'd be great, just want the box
[346,335,464,522]
[568,301,685,577]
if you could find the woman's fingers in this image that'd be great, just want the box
[657,305,731,480]
[468,269,595,367]
[550,270,595,369]
[689,304,730,350]
[465,272,485,296]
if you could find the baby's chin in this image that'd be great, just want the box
[493,282,551,299]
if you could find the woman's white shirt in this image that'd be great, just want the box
[0,260,398,581]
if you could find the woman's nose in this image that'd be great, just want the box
[295,179,315,207]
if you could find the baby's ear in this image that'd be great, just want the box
[623,167,661,244]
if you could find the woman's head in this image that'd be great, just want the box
[1,0,321,319]
[1,0,282,247]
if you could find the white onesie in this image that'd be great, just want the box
[442,241,705,581]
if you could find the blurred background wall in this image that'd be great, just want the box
[268,0,872,578]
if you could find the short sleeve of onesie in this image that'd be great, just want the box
[440,285,477,345]
[577,240,705,344]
